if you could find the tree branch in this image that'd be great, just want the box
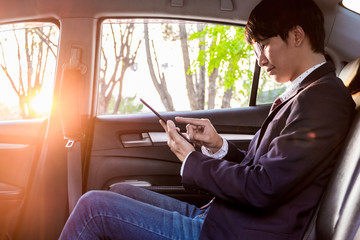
[0,42,20,97]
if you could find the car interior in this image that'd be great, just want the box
[0,0,359,239]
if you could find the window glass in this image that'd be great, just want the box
[343,0,360,14]
[98,19,264,115]
[0,22,59,120]
[256,68,286,105]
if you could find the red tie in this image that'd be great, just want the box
[270,97,282,111]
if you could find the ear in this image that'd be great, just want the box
[291,25,305,47]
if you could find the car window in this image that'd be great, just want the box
[256,68,286,105]
[97,19,281,115]
[0,22,59,120]
[342,0,360,14]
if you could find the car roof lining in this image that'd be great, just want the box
[0,0,357,61]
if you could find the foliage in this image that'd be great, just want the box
[257,69,286,104]
[189,25,254,94]
[108,95,143,114]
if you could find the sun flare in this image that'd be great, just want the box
[29,93,52,115]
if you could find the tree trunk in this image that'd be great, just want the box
[196,24,206,110]
[144,23,174,111]
[179,23,199,110]
[221,87,233,109]
[208,67,218,109]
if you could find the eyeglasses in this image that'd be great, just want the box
[253,42,263,60]
[253,38,269,60]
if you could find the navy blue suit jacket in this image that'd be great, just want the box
[182,63,355,240]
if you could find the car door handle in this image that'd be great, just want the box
[120,133,153,148]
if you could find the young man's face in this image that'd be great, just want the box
[255,35,300,84]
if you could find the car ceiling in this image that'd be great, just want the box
[0,0,358,61]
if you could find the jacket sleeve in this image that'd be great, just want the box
[223,140,248,163]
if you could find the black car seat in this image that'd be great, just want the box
[303,57,360,240]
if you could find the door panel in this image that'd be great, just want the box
[86,105,269,206]
[0,119,47,237]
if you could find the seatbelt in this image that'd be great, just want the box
[65,138,83,212]
[59,46,87,213]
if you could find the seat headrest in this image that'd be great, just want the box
[339,57,360,95]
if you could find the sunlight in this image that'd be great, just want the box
[29,93,52,115]
[0,22,58,120]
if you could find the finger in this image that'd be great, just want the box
[161,120,179,141]
[191,131,208,143]
[175,117,208,127]
[159,119,168,132]
[186,124,198,140]
[166,120,181,141]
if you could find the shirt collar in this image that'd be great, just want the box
[279,62,326,102]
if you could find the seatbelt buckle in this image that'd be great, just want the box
[65,139,75,148]
[64,132,84,149]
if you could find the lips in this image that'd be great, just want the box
[267,66,275,74]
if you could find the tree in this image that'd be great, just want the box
[108,95,143,114]
[179,23,206,110]
[146,22,254,111]
[98,22,141,115]
[189,25,254,108]
[145,22,218,111]
[144,23,175,111]
[0,25,57,119]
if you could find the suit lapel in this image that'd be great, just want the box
[255,62,335,150]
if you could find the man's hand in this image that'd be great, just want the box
[175,117,223,154]
[160,119,195,162]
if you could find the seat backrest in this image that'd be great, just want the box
[303,57,360,240]
[339,58,360,107]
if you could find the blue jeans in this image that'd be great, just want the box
[59,184,208,239]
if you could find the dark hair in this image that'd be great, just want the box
[245,0,325,54]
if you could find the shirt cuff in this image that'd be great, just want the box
[201,136,228,159]
[180,136,229,176]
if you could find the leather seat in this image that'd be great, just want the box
[339,58,360,106]
[303,57,360,240]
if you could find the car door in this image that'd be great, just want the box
[0,22,59,238]
[86,107,269,205]
[0,119,48,238]
[84,18,278,207]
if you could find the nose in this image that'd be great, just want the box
[257,52,268,67]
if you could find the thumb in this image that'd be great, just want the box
[167,120,176,129]
[166,120,178,138]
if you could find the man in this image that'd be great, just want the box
[59,0,355,239]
